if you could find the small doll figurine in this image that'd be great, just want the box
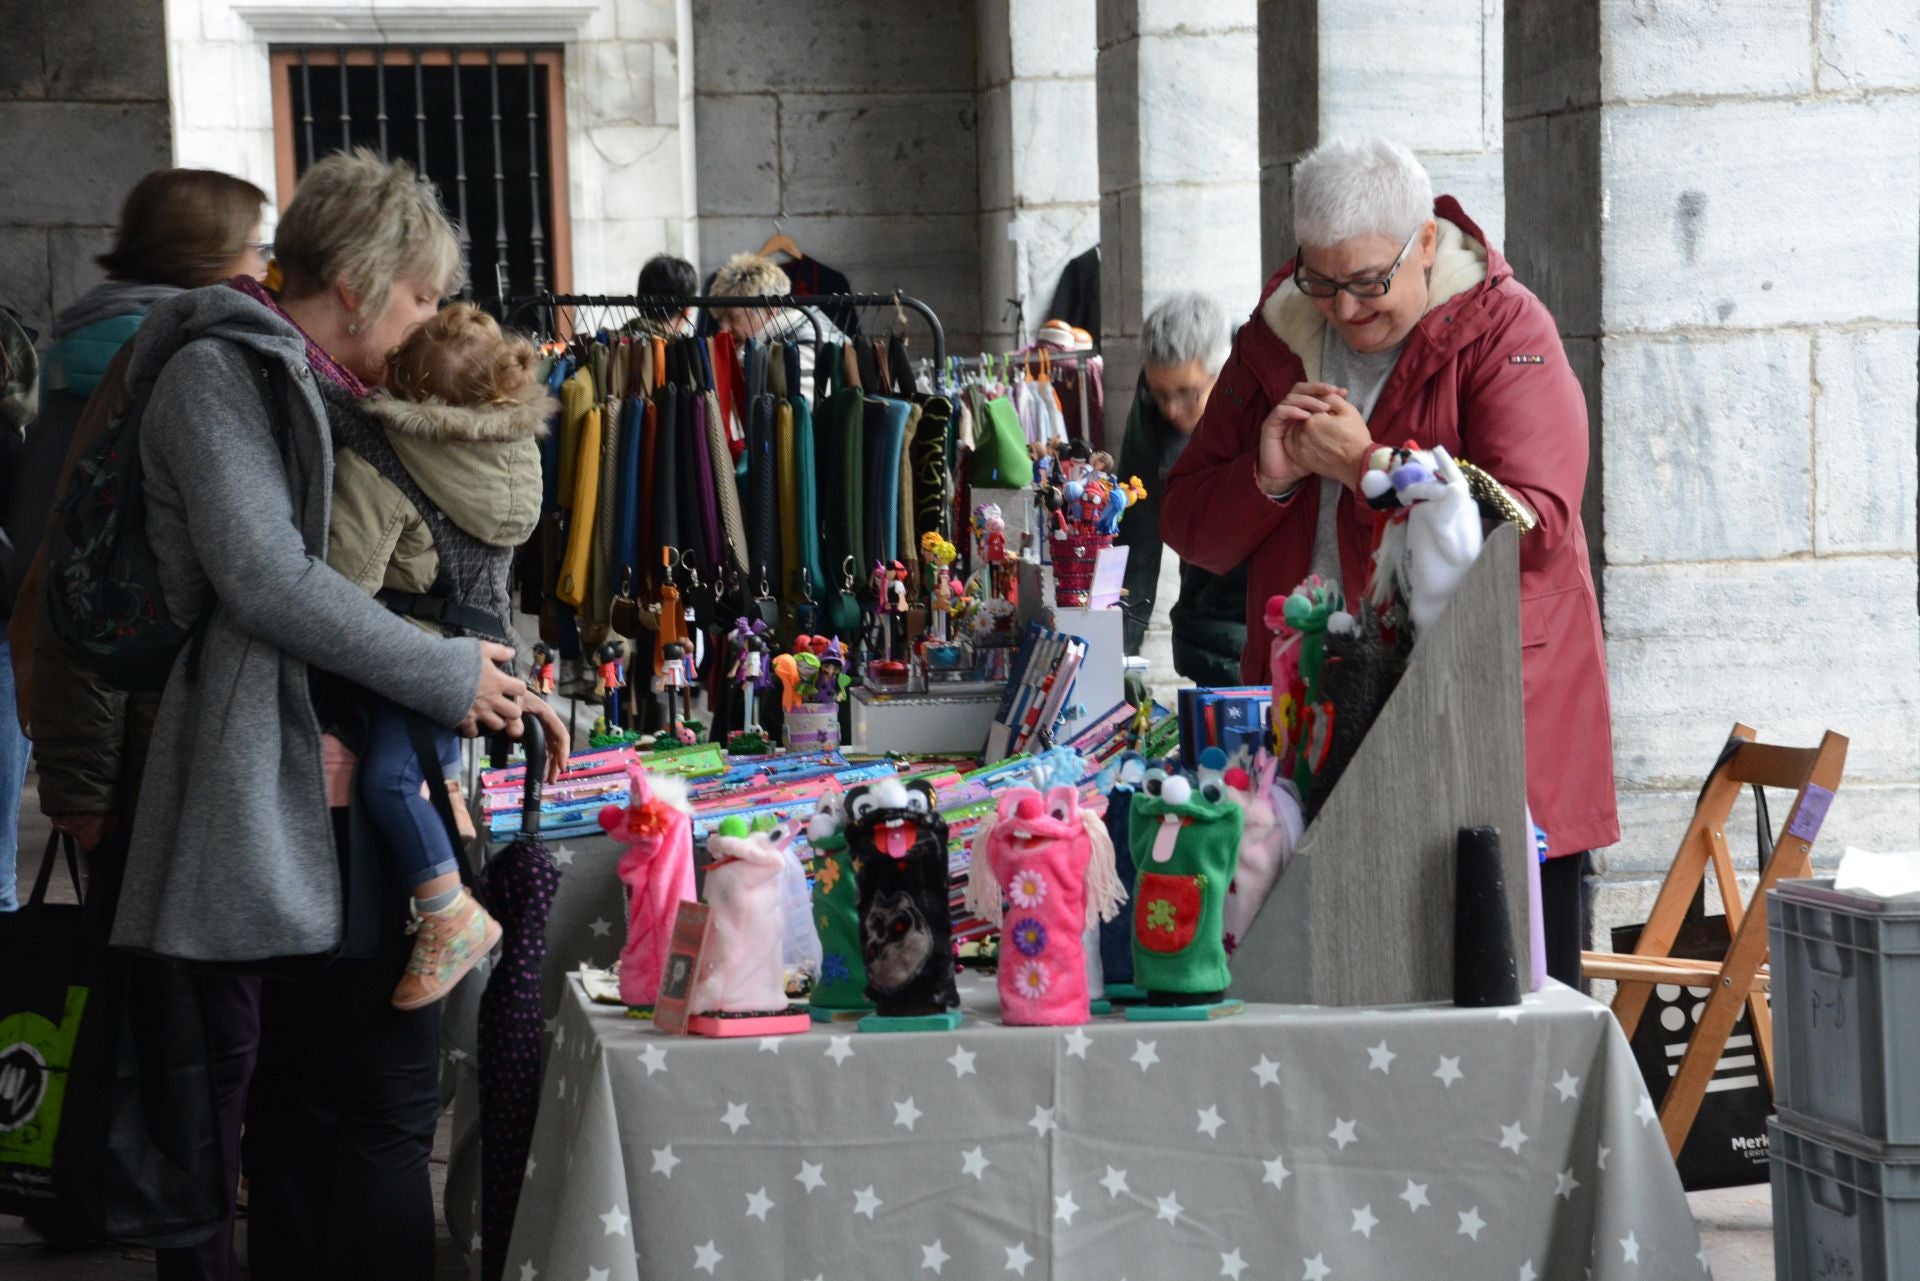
[656,641,696,746]
[1126,762,1245,1013]
[1220,750,1304,955]
[965,786,1127,1026]
[848,778,958,1023]
[814,638,851,705]
[598,766,696,1013]
[595,639,627,726]
[971,503,1007,578]
[803,794,870,1017]
[688,816,809,1035]
[1362,442,1484,632]
[530,641,556,696]
[727,618,771,741]
[1094,752,1149,997]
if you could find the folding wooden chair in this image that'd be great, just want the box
[1582,722,1848,1159]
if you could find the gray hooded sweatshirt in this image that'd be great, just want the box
[114,285,483,964]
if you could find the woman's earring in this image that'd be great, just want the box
[347,321,359,335]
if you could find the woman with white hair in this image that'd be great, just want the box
[1161,135,1616,986]
[1116,290,1248,685]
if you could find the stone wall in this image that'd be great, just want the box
[0,0,173,340]
[691,0,985,354]
[1507,0,1920,944]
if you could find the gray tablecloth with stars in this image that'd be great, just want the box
[490,974,1706,1281]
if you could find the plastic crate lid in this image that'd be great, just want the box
[1770,876,1920,917]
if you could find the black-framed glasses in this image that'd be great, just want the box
[1293,224,1421,300]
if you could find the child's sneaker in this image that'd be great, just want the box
[392,888,502,1010]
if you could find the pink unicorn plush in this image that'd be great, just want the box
[1221,751,1304,954]
[598,766,695,1012]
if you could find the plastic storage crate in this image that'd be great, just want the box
[1771,1113,1920,1281]
[1770,878,1920,1145]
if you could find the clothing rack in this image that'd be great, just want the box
[507,291,948,385]
[943,346,1101,446]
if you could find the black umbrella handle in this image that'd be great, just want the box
[520,716,545,837]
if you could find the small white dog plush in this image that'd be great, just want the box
[1362,443,1483,632]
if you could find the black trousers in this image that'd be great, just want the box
[1540,850,1595,993]
[153,973,261,1281]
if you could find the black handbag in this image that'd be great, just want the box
[0,832,228,1245]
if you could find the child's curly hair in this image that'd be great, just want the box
[385,302,541,407]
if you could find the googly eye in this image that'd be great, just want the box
[1143,767,1167,797]
[849,793,878,822]
[904,788,932,815]
[1201,781,1224,804]
[1161,776,1193,807]
[1047,798,1072,823]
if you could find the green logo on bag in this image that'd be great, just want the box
[0,986,89,1169]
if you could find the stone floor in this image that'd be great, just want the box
[5,778,1778,1279]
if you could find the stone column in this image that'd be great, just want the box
[1095,0,1261,442]
[975,0,1100,353]
[1507,2,1920,931]
[1258,0,1506,272]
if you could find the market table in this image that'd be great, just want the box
[496,974,1705,1281]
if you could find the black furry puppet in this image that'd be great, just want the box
[849,777,959,1015]
[1303,602,1412,823]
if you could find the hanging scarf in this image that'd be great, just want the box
[224,275,371,398]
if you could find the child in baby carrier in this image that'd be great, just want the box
[325,303,554,1010]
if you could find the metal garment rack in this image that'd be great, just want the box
[506,291,948,386]
[944,346,1101,443]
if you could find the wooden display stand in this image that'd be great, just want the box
[1228,524,1532,1007]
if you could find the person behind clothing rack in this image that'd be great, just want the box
[1115,291,1248,686]
[632,252,698,337]
[707,251,847,383]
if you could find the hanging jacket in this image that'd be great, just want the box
[1160,197,1618,855]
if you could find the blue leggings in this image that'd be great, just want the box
[359,700,462,889]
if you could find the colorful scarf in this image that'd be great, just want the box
[225,274,371,398]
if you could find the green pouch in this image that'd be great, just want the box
[970,396,1030,487]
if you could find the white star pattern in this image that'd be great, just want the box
[1366,1040,1396,1073]
[1635,1096,1659,1128]
[1054,1191,1079,1224]
[745,1188,774,1221]
[759,1036,784,1054]
[1029,1104,1057,1137]
[921,1240,949,1274]
[1499,1123,1529,1154]
[1252,1055,1282,1087]
[1351,1204,1378,1238]
[825,1035,855,1065]
[1131,1040,1160,1072]
[1458,1207,1486,1240]
[1101,1166,1131,1198]
[469,1233,481,1251]
[555,1075,566,1099]
[1328,1118,1357,1150]
[1496,1005,1522,1023]
[1156,1192,1184,1224]
[1303,1254,1331,1281]
[1556,1168,1582,1200]
[586,1269,608,1281]
[1620,1232,1640,1264]
[1064,1026,1092,1058]
[517,1262,537,1281]
[721,1102,751,1133]
[448,1047,469,1063]
[853,1186,883,1218]
[638,1044,668,1076]
[948,1046,977,1078]
[894,1097,923,1130]
[1005,1242,1034,1276]
[1197,1105,1224,1138]
[589,917,612,936]
[1696,1244,1710,1272]
[526,1157,537,1179]
[1399,1180,1429,1212]
[651,1144,680,1178]
[1519,1263,1538,1281]
[1598,1145,1611,1171]
[693,1241,721,1274]
[600,1204,629,1236]
[962,1147,991,1179]
[1220,1247,1249,1280]
[1434,1055,1464,1088]
[796,1161,825,1193]
[544,1015,560,1038]
[1263,1155,1290,1191]
[551,845,577,866]
[1554,1070,1581,1102]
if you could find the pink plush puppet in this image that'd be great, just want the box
[965,786,1127,1026]
[1221,751,1305,955]
[692,818,797,1015]
[598,766,695,1012]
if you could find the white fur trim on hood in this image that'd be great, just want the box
[366,392,555,443]
[1261,218,1489,382]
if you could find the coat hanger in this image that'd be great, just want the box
[757,219,801,262]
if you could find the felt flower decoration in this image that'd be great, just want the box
[813,858,842,895]
[1008,869,1049,909]
[821,953,851,984]
[1010,916,1048,958]
[1014,960,1050,1001]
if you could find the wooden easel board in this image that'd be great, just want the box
[1229,523,1531,1007]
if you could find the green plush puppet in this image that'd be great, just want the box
[1128,763,1243,1003]
[803,793,870,1015]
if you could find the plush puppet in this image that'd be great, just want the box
[965,786,1127,1025]
[1266,577,1354,794]
[1363,442,1484,632]
[1304,600,1411,822]
[1220,750,1304,955]
[1095,752,1148,991]
[849,777,957,1017]
[693,816,798,1015]
[598,767,696,1012]
[1128,762,1244,1003]
[804,794,870,1014]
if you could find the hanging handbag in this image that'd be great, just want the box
[970,395,1031,487]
